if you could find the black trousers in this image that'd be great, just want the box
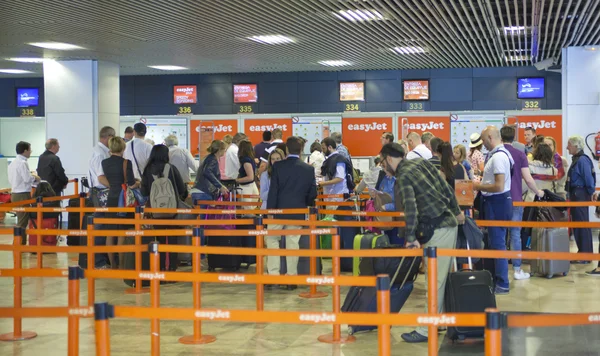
[570,188,593,253]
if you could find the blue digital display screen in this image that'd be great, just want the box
[16,88,39,107]
[517,78,545,99]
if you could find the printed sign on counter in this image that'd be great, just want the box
[190,119,239,156]
[342,117,393,156]
[244,118,293,145]
[401,116,451,142]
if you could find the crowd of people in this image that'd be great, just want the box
[5,121,600,343]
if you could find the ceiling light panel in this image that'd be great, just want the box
[148,65,188,70]
[391,46,426,54]
[6,57,47,63]
[502,26,526,36]
[0,69,34,74]
[318,60,352,67]
[247,35,295,45]
[334,9,384,22]
[28,42,84,50]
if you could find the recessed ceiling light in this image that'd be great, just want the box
[318,60,352,67]
[0,69,34,74]
[584,45,598,51]
[502,26,526,35]
[505,55,530,62]
[247,35,294,45]
[6,57,47,63]
[334,9,384,22]
[391,46,426,54]
[28,42,83,50]
[148,65,188,71]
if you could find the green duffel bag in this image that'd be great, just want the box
[319,216,335,257]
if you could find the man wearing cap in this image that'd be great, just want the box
[124,123,153,180]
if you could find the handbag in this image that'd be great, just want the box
[169,165,195,221]
[118,159,141,217]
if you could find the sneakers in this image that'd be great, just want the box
[494,286,509,295]
[513,270,530,280]
[401,331,428,343]
[585,269,600,277]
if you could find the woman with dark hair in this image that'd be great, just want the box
[194,140,229,202]
[140,144,188,272]
[528,135,546,161]
[236,139,259,208]
[525,143,558,201]
[544,136,569,199]
[259,148,286,209]
[438,142,467,189]
[307,142,325,176]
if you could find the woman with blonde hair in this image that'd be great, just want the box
[453,144,473,179]
[219,134,234,180]
[259,148,286,209]
[544,136,568,199]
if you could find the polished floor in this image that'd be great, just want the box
[0,220,598,355]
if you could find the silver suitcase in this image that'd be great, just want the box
[530,227,570,278]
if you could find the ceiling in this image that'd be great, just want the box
[0,0,599,78]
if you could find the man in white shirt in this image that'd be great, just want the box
[224,133,247,179]
[81,126,115,270]
[8,141,40,245]
[405,132,433,160]
[257,128,284,177]
[319,137,349,202]
[474,126,514,295]
[165,134,198,183]
[123,123,153,180]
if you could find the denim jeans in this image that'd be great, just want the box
[192,191,215,251]
[482,192,512,289]
[77,211,110,269]
[508,206,524,269]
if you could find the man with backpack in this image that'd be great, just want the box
[319,137,355,200]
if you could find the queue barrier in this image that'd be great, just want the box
[1,199,600,355]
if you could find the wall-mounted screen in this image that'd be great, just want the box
[234,84,258,103]
[403,80,429,101]
[16,88,39,107]
[340,82,365,101]
[173,85,197,104]
[517,77,545,99]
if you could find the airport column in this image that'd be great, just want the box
[43,60,120,196]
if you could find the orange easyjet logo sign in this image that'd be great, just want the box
[402,116,450,141]
[190,119,239,156]
[511,115,563,155]
[346,121,389,132]
[343,117,393,156]
[244,118,293,145]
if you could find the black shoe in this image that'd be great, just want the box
[264,284,278,290]
[285,285,297,291]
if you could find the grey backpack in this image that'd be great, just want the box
[150,164,177,218]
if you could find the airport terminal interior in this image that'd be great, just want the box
[1,0,600,355]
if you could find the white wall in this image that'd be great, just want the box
[97,61,120,131]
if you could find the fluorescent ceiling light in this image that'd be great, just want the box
[148,65,188,71]
[505,55,530,62]
[391,46,425,54]
[503,26,526,35]
[334,9,384,22]
[6,57,47,63]
[0,69,33,74]
[28,42,83,50]
[247,35,294,45]
[318,60,352,67]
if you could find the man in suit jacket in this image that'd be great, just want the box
[37,138,69,195]
[266,136,317,290]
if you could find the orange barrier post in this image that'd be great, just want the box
[78,193,86,232]
[484,308,503,356]
[86,216,96,307]
[299,207,327,299]
[377,275,391,356]
[255,216,265,311]
[36,196,43,269]
[426,246,438,356]
[318,232,356,344]
[125,206,149,295]
[94,302,113,356]
[68,266,83,356]
[72,178,79,198]
[179,228,216,345]
[0,227,37,341]
[149,242,161,356]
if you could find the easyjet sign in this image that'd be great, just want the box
[517,120,557,129]
[406,121,445,131]
[195,123,234,133]
[248,124,289,132]
[513,115,563,155]
[403,116,450,141]
[347,122,389,132]
[244,118,293,144]
[343,117,393,156]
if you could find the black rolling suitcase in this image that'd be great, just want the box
[239,224,257,268]
[445,246,496,341]
[206,231,243,271]
[122,236,156,287]
[67,197,93,246]
[334,205,361,272]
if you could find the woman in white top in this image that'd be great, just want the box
[165,134,198,183]
[306,142,325,177]
[525,143,558,201]
[259,148,286,209]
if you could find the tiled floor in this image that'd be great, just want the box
[0,219,598,356]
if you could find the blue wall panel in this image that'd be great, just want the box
[0,66,562,117]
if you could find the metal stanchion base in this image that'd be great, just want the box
[317,334,356,344]
[299,291,328,299]
[0,331,37,341]
[124,287,150,295]
[178,335,217,345]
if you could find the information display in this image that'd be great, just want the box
[173,85,197,104]
[141,117,188,149]
[517,78,545,99]
[234,84,258,103]
[292,116,341,155]
[16,88,39,107]
[403,80,429,101]
[340,82,365,102]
